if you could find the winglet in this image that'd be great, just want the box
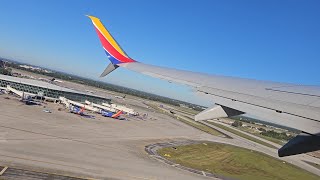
[87,15,136,66]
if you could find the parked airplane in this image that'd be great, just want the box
[101,110,123,119]
[20,93,40,105]
[69,105,85,115]
[87,16,320,157]
[69,105,95,118]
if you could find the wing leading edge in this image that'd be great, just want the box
[87,15,320,157]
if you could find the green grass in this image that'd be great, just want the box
[206,121,277,149]
[238,127,286,145]
[174,107,200,115]
[255,133,286,145]
[158,143,319,180]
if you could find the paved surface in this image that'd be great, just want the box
[0,166,88,180]
[0,89,320,179]
[0,95,210,180]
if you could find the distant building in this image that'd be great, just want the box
[0,74,110,104]
[19,65,37,70]
[19,65,52,73]
[179,104,190,108]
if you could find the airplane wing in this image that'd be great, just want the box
[87,15,320,157]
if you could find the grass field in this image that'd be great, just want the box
[158,143,319,180]
[238,127,286,145]
[255,133,286,145]
[174,107,200,116]
[206,121,277,149]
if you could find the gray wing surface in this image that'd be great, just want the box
[88,15,320,157]
[118,62,320,157]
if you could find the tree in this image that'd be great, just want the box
[258,127,266,132]
[232,120,243,127]
[0,67,12,75]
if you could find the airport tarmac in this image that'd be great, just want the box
[0,95,211,180]
[0,73,320,179]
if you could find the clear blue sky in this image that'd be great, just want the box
[0,0,319,106]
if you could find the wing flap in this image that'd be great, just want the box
[201,92,320,134]
[278,132,320,157]
[197,86,320,121]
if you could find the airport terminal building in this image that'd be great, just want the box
[0,74,110,103]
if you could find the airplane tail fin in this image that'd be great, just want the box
[79,106,85,115]
[87,15,136,77]
[112,110,123,118]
